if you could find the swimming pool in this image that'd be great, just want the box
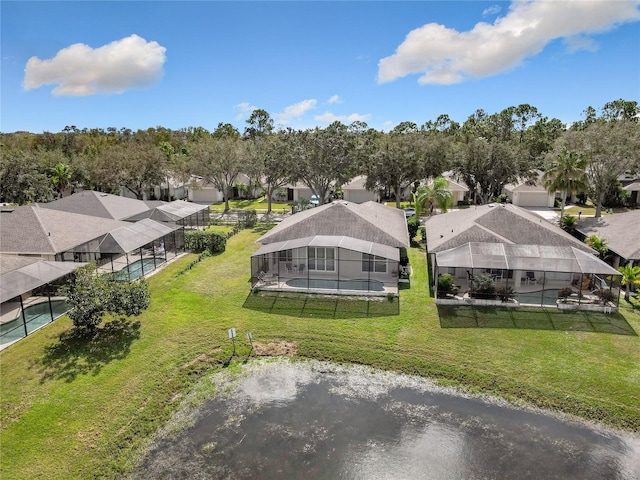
[515,289,561,306]
[0,299,70,346]
[285,278,385,292]
[113,258,165,282]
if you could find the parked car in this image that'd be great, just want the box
[404,207,416,218]
[310,194,320,206]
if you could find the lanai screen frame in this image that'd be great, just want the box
[433,242,621,307]
[250,235,401,293]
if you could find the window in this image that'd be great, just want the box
[308,247,335,271]
[279,249,293,262]
[362,254,387,273]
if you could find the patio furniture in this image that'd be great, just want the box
[526,272,537,285]
[298,264,305,273]
[285,263,293,274]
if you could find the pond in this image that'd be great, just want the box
[134,359,639,479]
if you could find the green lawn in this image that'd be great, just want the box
[1,229,639,479]
[209,196,290,213]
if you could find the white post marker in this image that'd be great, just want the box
[246,332,253,351]
[228,328,237,355]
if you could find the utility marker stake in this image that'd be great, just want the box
[247,332,254,352]
[228,328,237,355]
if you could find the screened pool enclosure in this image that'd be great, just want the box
[52,219,186,281]
[0,259,81,349]
[251,235,404,296]
[433,243,621,311]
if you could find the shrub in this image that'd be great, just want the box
[437,274,456,295]
[557,287,573,301]
[495,286,515,302]
[62,263,150,332]
[559,215,577,233]
[470,274,496,299]
[238,209,257,228]
[596,289,616,304]
[185,230,227,254]
[407,216,420,241]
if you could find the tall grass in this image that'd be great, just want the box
[1,228,639,479]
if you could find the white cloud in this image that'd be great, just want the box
[234,102,258,120]
[378,0,640,85]
[24,34,166,96]
[274,99,317,124]
[564,35,600,53]
[328,94,342,104]
[483,5,502,17]
[315,112,371,123]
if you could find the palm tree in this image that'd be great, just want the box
[50,163,72,198]
[542,148,588,219]
[585,235,608,260]
[414,177,453,217]
[618,264,640,301]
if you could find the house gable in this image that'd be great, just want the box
[257,201,409,248]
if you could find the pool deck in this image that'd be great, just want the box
[253,279,398,297]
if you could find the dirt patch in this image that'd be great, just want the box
[252,341,298,357]
[181,349,221,369]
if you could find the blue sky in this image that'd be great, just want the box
[2,1,639,134]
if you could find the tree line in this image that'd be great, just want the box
[1,99,638,217]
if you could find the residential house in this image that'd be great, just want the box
[341,176,380,203]
[0,204,184,278]
[251,201,410,295]
[424,203,621,310]
[38,190,155,220]
[502,171,554,207]
[577,211,640,268]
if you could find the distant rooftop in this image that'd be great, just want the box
[38,191,154,220]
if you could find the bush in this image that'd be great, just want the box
[238,209,257,228]
[470,274,496,299]
[495,286,514,302]
[596,289,616,304]
[559,215,577,233]
[407,216,420,241]
[63,263,150,331]
[437,274,456,295]
[185,230,227,254]
[557,287,573,301]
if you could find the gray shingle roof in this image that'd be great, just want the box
[257,201,409,248]
[0,205,129,255]
[38,191,153,220]
[125,200,209,222]
[425,204,593,253]
[577,211,640,261]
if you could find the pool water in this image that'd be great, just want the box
[0,299,70,346]
[286,278,385,291]
[516,289,562,306]
[113,258,165,282]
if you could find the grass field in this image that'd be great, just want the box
[1,228,639,479]
[208,196,290,213]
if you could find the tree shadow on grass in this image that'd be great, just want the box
[34,318,142,383]
[437,305,637,336]
[243,291,399,319]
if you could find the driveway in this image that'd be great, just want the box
[522,207,559,223]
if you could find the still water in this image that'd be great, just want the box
[135,359,639,479]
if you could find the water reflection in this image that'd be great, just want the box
[135,359,639,479]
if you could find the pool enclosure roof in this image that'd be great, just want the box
[0,259,86,303]
[126,200,209,222]
[98,218,181,254]
[252,235,400,261]
[435,242,621,276]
